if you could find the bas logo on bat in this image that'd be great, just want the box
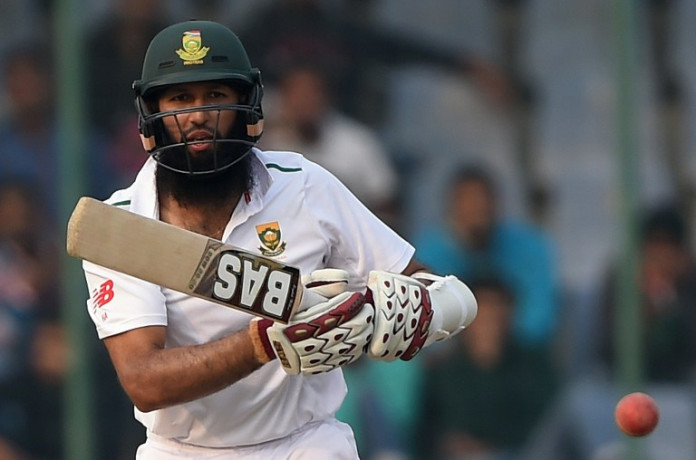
[189,240,300,320]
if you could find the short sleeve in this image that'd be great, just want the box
[84,260,167,339]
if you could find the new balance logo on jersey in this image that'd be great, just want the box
[92,279,115,313]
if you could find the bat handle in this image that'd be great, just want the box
[298,289,327,311]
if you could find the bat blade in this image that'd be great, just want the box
[66,197,302,323]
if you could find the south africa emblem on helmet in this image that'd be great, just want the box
[176,30,209,65]
[256,222,287,257]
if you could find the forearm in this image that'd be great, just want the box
[105,327,262,412]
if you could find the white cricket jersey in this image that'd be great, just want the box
[82,148,414,448]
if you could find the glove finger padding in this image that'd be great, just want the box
[251,291,374,375]
[301,268,349,298]
[367,271,433,361]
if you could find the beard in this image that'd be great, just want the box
[156,144,255,209]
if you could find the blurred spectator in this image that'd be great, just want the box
[417,277,558,459]
[0,178,60,319]
[0,40,114,217]
[260,62,399,224]
[524,203,696,460]
[237,0,511,126]
[0,42,57,213]
[0,1,46,121]
[0,177,61,459]
[85,0,168,138]
[85,0,169,189]
[0,318,68,459]
[84,0,171,189]
[413,164,560,350]
[597,203,696,382]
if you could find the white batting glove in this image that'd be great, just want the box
[367,271,477,361]
[249,269,374,375]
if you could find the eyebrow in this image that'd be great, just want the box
[166,83,231,92]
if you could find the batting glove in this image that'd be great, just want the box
[367,271,477,361]
[249,269,374,375]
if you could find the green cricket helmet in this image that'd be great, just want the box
[133,20,264,174]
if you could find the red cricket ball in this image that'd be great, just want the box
[614,392,660,437]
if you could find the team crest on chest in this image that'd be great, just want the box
[176,30,209,64]
[256,222,287,256]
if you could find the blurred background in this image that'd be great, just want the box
[1,0,696,459]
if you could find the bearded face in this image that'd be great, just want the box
[153,82,256,207]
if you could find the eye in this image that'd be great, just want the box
[168,92,190,102]
[208,88,240,103]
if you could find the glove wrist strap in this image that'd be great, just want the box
[249,319,276,363]
[423,275,478,347]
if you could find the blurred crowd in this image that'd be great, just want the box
[2,0,696,459]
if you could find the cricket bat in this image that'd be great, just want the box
[66,197,303,324]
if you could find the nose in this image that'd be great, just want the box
[187,106,210,125]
